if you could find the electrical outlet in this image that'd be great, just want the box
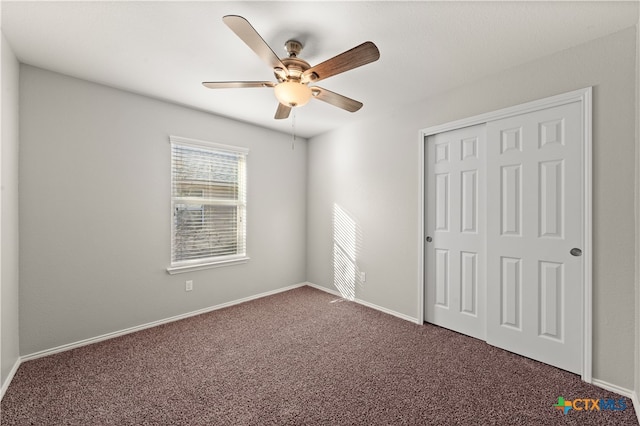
[360,272,366,282]
[185,280,193,292]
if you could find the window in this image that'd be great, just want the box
[167,136,248,274]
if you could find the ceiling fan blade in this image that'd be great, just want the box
[223,15,287,73]
[275,103,292,120]
[312,87,363,112]
[202,81,275,89]
[302,41,380,83]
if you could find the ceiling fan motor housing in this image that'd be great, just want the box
[272,40,311,83]
[278,57,310,82]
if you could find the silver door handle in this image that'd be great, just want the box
[570,248,582,257]
[426,236,433,243]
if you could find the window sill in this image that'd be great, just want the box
[166,256,250,275]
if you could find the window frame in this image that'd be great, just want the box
[167,135,249,275]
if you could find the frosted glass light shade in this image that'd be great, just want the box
[274,81,312,107]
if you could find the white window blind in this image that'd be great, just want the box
[169,136,248,272]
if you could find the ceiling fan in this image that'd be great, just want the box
[203,15,380,119]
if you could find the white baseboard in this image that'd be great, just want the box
[592,378,634,398]
[21,282,307,363]
[305,282,342,297]
[632,390,640,424]
[305,282,420,324]
[593,379,640,421]
[1,357,22,400]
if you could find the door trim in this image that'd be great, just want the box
[418,87,592,382]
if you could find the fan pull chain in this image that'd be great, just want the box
[291,109,297,150]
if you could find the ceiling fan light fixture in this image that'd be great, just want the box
[274,81,312,107]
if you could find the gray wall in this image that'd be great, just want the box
[307,27,637,389]
[1,33,20,388]
[19,65,307,355]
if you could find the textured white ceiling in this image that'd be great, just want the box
[2,1,638,138]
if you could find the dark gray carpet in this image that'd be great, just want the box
[1,286,637,425]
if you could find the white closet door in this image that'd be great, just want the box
[485,101,583,374]
[425,124,486,340]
